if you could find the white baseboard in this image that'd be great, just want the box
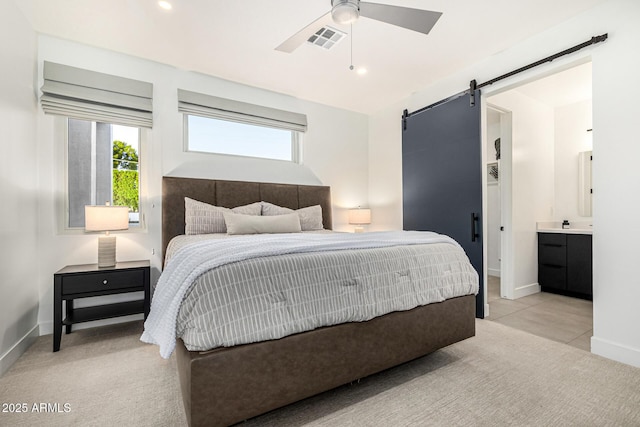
[39,320,53,336]
[488,269,501,277]
[591,336,640,368]
[484,303,490,318]
[513,282,541,299]
[0,324,39,377]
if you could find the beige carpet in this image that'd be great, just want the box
[1,320,640,427]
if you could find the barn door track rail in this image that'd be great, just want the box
[469,33,608,107]
[402,33,608,130]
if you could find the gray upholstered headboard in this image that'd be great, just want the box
[162,177,332,260]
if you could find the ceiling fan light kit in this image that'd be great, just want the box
[332,0,360,25]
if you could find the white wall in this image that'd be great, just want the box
[590,0,640,367]
[488,91,555,296]
[0,0,39,375]
[35,36,369,334]
[554,99,593,222]
[368,104,403,231]
[368,109,403,231]
[368,0,640,366]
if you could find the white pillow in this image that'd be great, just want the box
[185,198,262,235]
[261,202,324,231]
[223,211,302,235]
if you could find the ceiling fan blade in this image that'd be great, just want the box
[359,2,442,35]
[275,12,333,53]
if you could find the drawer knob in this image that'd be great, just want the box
[103,280,108,285]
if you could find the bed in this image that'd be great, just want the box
[152,176,477,427]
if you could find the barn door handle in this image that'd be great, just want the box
[471,213,479,242]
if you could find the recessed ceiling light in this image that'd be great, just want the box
[158,1,172,10]
[356,67,368,75]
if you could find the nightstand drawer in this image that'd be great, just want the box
[62,270,144,295]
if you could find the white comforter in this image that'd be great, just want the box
[141,230,475,358]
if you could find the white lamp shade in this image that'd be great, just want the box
[348,208,371,225]
[85,205,130,231]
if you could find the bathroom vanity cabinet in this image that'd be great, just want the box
[538,232,592,298]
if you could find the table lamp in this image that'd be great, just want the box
[348,207,371,233]
[85,203,129,267]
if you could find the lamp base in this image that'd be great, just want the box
[97,235,117,268]
[354,226,364,233]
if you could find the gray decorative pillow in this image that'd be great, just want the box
[261,202,324,231]
[185,198,261,235]
[223,211,302,235]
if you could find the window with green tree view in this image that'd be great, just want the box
[67,118,141,228]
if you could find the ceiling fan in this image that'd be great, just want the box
[276,0,442,53]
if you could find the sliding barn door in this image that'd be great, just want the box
[402,91,484,318]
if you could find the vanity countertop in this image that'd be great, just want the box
[536,221,593,235]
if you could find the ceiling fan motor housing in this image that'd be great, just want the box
[331,0,360,25]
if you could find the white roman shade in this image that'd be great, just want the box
[41,61,153,128]
[178,89,307,132]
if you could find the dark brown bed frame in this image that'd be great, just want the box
[162,176,476,427]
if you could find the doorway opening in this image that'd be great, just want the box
[483,61,593,351]
[485,105,511,301]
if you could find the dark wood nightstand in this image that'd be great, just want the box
[53,260,150,352]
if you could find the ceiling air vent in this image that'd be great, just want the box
[307,26,346,50]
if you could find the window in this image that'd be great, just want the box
[177,89,307,163]
[39,62,151,232]
[66,118,142,228]
[185,115,300,162]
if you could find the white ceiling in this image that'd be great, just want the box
[15,0,607,114]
